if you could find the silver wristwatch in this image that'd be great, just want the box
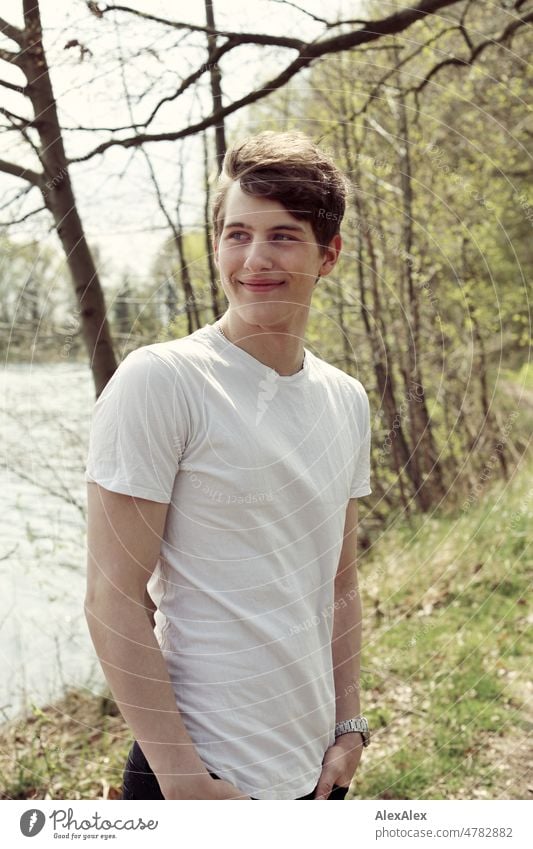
[334,715,371,747]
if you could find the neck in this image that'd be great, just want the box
[218,309,307,376]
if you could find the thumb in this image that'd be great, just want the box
[314,768,336,800]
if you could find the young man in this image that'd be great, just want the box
[84,131,372,801]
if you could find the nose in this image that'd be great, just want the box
[243,237,274,272]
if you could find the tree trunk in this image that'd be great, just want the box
[335,76,355,375]
[339,111,418,511]
[165,278,178,326]
[349,146,418,513]
[114,276,132,339]
[461,238,508,480]
[174,163,201,333]
[204,0,227,172]
[173,227,197,335]
[20,2,116,397]
[202,131,224,319]
[394,46,447,505]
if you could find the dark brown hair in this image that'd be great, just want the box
[212,131,349,254]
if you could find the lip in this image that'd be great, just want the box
[240,280,285,292]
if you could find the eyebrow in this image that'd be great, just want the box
[223,221,306,233]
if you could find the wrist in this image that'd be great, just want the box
[158,772,215,801]
[335,731,364,748]
[143,744,209,782]
[335,715,371,747]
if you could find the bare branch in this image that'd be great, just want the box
[27,39,405,137]
[100,2,220,34]
[0,157,42,185]
[0,14,24,45]
[0,77,25,94]
[0,545,17,563]
[141,42,232,129]
[0,181,33,211]
[0,107,43,167]
[267,0,331,26]
[0,204,46,226]
[139,26,307,129]
[56,30,299,137]
[458,0,476,51]
[71,0,464,163]
[325,24,461,132]
[407,8,533,95]
[0,122,28,132]
[100,2,306,46]
[55,32,305,135]
[3,456,85,518]
[0,47,20,64]
[0,105,32,127]
[459,23,474,52]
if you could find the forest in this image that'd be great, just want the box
[1,0,530,517]
[0,0,531,803]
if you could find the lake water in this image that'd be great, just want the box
[1,362,104,723]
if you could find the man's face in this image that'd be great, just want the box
[214,181,341,329]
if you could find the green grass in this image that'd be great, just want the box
[349,456,532,799]
[0,458,531,800]
[0,693,130,800]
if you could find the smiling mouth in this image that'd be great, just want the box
[239,280,285,289]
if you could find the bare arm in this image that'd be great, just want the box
[84,482,250,799]
[313,499,365,797]
[332,498,362,722]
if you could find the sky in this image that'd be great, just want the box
[0,0,369,288]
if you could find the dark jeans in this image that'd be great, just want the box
[122,741,348,800]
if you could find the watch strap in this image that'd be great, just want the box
[334,715,371,746]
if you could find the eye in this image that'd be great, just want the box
[226,231,248,241]
[272,234,297,241]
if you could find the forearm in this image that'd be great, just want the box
[85,591,207,783]
[331,581,362,722]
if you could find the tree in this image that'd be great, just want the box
[1,0,474,394]
[254,0,532,509]
[0,3,116,394]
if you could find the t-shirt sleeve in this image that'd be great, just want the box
[349,383,372,498]
[84,347,189,503]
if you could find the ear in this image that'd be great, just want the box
[213,237,219,267]
[318,233,342,277]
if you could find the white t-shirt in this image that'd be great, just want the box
[85,321,372,799]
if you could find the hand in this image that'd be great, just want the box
[314,732,364,799]
[160,773,251,800]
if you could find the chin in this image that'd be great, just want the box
[233,302,289,327]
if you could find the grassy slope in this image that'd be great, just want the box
[0,456,531,800]
[349,453,532,800]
